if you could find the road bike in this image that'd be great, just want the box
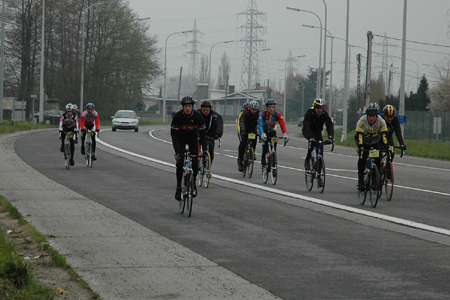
[180,144,197,217]
[242,132,257,178]
[304,139,334,193]
[261,136,286,185]
[84,129,96,168]
[380,146,404,201]
[358,148,383,208]
[198,137,221,188]
[61,131,74,170]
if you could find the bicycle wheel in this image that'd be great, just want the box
[64,141,70,170]
[248,148,255,178]
[369,166,380,208]
[384,161,394,201]
[197,159,204,187]
[262,153,269,184]
[317,157,326,193]
[204,152,212,188]
[186,174,194,217]
[85,141,90,167]
[305,158,314,191]
[180,174,188,214]
[270,151,277,185]
[242,149,249,177]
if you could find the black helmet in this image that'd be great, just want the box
[200,100,212,108]
[180,96,196,105]
[86,103,95,109]
[265,99,276,106]
[366,103,379,116]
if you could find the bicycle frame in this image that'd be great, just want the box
[64,131,74,169]
[84,129,96,168]
[358,147,383,208]
[305,139,334,193]
[180,145,197,217]
[242,132,256,178]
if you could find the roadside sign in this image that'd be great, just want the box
[398,115,407,124]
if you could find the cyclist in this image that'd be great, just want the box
[171,96,207,201]
[58,103,79,166]
[380,104,406,160]
[355,103,389,191]
[80,103,100,161]
[237,102,250,142]
[302,98,334,170]
[72,104,80,142]
[197,100,223,165]
[237,100,260,172]
[258,98,289,168]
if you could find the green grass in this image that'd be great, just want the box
[0,195,101,299]
[0,119,56,135]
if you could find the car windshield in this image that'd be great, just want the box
[115,112,136,119]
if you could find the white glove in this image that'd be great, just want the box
[283,133,289,143]
[261,132,267,143]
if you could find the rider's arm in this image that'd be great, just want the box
[393,117,405,146]
[58,114,64,131]
[276,111,287,134]
[94,112,100,131]
[355,117,365,146]
[197,116,208,153]
[324,111,335,139]
[302,111,313,139]
[170,114,181,155]
[214,112,224,138]
[257,111,265,135]
[238,109,247,134]
[80,113,85,130]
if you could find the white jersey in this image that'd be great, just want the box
[355,115,387,145]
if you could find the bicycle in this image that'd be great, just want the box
[261,136,286,185]
[304,139,334,193]
[358,148,383,208]
[242,132,257,178]
[61,131,74,170]
[380,146,404,201]
[84,128,97,168]
[180,144,198,217]
[198,137,221,188]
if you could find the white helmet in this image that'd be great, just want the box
[65,103,73,111]
[249,100,259,109]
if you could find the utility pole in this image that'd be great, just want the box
[364,31,373,107]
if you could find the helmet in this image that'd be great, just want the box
[243,102,250,109]
[366,103,379,115]
[86,103,95,109]
[265,99,276,106]
[383,104,396,116]
[249,100,259,109]
[180,96,196,105]
[65,103,73,111]
[312,98,325,108]
[72,104,78,111]
[200,100,212,108]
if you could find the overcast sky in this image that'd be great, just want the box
[126,0,450,96]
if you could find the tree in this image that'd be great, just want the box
[406,75,430,111]
[426,76,450,111]
[217,52,230,89]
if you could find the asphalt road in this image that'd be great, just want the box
[15,124,450,300]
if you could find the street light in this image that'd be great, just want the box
[39,0,45,123]
[163,30,193,123]
[0,0,5,124]
[209,40,234,94]
[287,7,322,99]
[321,0,328,104]
[283,55,305,119]
[80,1,115,110]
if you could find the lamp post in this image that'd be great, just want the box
[321,0,328,103]
[287,7,322,99]
[283,55,305,119]
[163,30,193,123]
[38,0,45,123]
[209,40,233,99]
[80,1,113,111]
[0,0,5,124]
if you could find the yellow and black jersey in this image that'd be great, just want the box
[355,115,388,146]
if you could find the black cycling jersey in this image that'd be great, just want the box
[197,109,223,138]
[171,110,207,155]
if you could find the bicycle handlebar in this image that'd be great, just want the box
[308,139,335,152]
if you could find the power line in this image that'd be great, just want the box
[373,34,450,48]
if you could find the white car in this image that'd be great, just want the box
[111,110,139,132]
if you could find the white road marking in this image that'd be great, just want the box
[95,129,450,238]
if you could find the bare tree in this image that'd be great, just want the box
[217,52,230,89]
[427,77,450,111]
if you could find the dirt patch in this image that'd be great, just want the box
[0,212,96,299]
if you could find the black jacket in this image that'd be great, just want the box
[171,110,207,153]
[238,107,260,134]
[197,109,224,138]
[302,108,334,140]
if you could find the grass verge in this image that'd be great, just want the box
[0,195,101,299]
